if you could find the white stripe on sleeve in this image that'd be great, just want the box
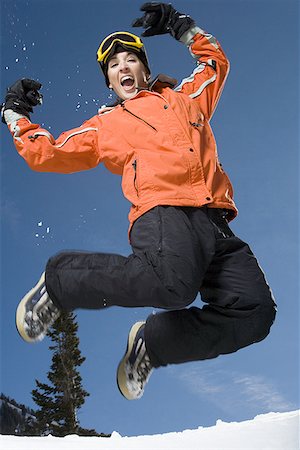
[174,63,217,98]
[189,73,217,99]
[55,127,98,149]
[174,63,206,92]
[28,127,98,148]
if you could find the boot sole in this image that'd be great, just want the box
[16,272,46,343]
[116,321,145,400]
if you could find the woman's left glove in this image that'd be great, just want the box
[1,78,42,124]
[132,2,195,40]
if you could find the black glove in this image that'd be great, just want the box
[132,2,195,40]
[2,78,42,124]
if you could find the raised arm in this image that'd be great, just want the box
[2,79,101,173]
[132,2,229,120]
[175,27,229,120]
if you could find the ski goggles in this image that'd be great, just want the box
[97,32,144,64]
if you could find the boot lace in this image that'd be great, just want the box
[136,352,153,384]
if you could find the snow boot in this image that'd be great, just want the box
[117,321,153,400]
[16,272,60,343]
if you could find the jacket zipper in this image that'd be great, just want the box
[122,105,157,132]
[132,159,139,197]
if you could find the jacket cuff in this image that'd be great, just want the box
[3,109,30,138]
[179,26,205,46]
[4,109,28,125]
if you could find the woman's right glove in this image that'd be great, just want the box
[132,2,195,40]
[1,78,42,124]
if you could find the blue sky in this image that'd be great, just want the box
[0,0,299,437]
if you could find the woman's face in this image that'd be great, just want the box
[107,51,149,100]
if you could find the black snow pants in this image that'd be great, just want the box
[45,206,276,368]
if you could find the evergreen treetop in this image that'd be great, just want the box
[31,311,94,436]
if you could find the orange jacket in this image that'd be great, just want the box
[8,26,237,232]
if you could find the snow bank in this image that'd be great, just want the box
[1,410,299,450]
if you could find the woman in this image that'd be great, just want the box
[2,2,276,400]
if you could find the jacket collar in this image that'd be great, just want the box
[148,74,178,91]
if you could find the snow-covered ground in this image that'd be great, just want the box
[1,410,299,450]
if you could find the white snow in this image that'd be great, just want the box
[1,410,299,450]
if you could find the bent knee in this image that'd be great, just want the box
[251,301,277,343]
[234,299,276,351]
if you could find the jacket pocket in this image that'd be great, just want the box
[132,158,139,197]
[121,155,140,207]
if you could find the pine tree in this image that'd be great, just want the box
[31,312,90,436]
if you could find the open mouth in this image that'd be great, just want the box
[120,75,135,91]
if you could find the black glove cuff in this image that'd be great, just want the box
[4,96,32,117]
[168,11,195,40]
